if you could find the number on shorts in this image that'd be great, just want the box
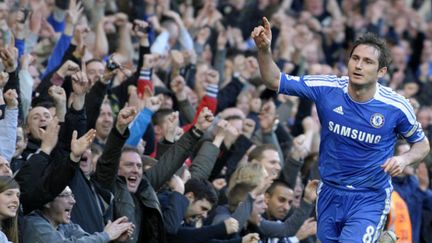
[362,225,375,243]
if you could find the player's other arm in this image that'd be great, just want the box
[252,17,281,91]
[382,137,430,177]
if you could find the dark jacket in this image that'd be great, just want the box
[16,107,86,214]
[69,168,113,234]
[16,149,79,214]
[95,128,202,243]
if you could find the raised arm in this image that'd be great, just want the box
[146,107,214,190]
[93,106,137,191]
[0,89,18,161]
[251,17,281,91]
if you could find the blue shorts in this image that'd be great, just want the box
[316,182,392,243]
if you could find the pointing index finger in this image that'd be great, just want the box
[262,17,271,31]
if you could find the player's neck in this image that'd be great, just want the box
[348,82,376,102]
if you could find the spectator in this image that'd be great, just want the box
[0,176,19,243]
[23,186,133,242]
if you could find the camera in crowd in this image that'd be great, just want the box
[106,58,120,71]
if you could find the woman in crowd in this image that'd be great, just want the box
[0,176,20,243]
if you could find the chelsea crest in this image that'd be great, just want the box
[370,113,385,128]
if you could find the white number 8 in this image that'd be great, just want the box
[362,225,375,243]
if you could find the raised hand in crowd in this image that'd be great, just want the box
[164,111,182,143]
[0,44,18,73]
[104,216,134,241]
[213,119,228,148]
[48,85,67,104]
[113,13,129,28]
[182,49,197,66]
[240,57,259,80]
[70,68,90,110]
[170,50,185,69]
[205,69,219,86]
[224,217,239,235]
[168,174,185,194]
[0,71,9,88]
[64,0,84,36]
[40,117,60,155]
[72,24,90,59]
[20,54,35,71]
[242,233,260,243]
[194,0,222,29]
[145,95,162,113]
[56,60,80,79]
[142,53,159,69]
[290,134,309,161]
[3,89,18,109]
[303,180,319,204]
[223,122,240,149]
[115,105,137,135]
[70,129,96,162]
[132,19,150,39]
[71,66,90,96]
[65,0,83,26]
[195,107,214,132]
[295,217,317,240]
[48,85,67,121]
[170,75,187,101]
[212,178,227,191]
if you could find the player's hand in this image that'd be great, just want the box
[251,17,272,51]
[381,156,407,177]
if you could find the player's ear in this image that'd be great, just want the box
[377,66,387,79]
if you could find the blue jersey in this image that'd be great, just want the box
[278,74,425,190]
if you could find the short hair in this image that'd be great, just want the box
[350,32,391,70]
[224,115,243,122]
[266,180,291,194]
[85,58,104,67]
[184,178,218,205]
[120,145,143,163]
[152,108,174,126]
[0,176,19,243]
[248,144,278,162]
[121,146,141,156]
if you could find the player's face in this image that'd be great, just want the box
[348,44,387,87]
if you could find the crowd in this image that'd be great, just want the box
[0,0,430,242]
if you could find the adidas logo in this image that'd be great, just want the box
[333,106,344,115]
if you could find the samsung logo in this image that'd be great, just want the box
[328,121,381,144]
